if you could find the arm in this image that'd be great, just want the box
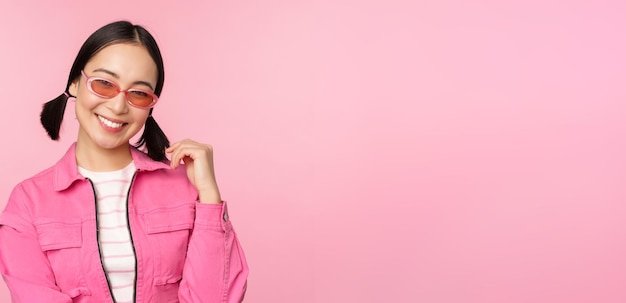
[178,202,249,303]
[0,186,73,303]
[167,140,249,302]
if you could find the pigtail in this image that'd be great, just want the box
[135,111,170,162]
[40,92,70,140]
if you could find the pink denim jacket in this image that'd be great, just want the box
[0,143,248,303]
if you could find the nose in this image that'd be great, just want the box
[107,91,130,114]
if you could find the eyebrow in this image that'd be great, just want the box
[91,68,155,91]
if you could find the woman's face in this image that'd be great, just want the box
[69,43,158,153]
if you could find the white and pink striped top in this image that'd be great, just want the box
[79,162,137,303]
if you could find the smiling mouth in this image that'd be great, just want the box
[97,115,125,129]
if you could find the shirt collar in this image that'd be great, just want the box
[53,142,170,191]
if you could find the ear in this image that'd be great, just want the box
[69,78,79,96]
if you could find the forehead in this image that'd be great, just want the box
[85,43,158,85]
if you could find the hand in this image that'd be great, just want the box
[166,139,222,204]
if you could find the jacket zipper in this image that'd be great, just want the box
[88,179,117,303]
[90,171,140,303]
[126,171,139,303]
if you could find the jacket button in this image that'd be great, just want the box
[223,212,229,222]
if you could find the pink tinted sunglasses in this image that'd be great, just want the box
[81,70,158,109]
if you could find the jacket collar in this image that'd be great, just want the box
[53,142,171,191]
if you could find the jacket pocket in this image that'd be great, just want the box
[36,220,82,250]
[143,203,195,286]
[35,219,90,296]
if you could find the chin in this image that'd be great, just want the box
[91,137,131,150]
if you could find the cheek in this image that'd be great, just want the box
[131,109,151,125]
[74,83,101,110]
[74,97,95,114]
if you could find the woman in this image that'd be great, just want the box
[0,21,248,303]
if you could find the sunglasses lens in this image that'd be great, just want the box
[90,79,119,97]
[128,90,155,108]
[86,74,156,108]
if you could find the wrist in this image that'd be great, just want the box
[198,187,221,204]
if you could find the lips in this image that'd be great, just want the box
[97,114,125,129]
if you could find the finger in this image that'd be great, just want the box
[165,140,185,153]
[170,151,181,168]
[181,155,194,165]
[166,140,211,169]
[170,145,202,169]
[169,145,189,169]
[166,138,197,151]
[167,141,194,167]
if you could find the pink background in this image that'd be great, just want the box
[1,1,625,302]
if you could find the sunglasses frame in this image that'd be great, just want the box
[80,70,158,109]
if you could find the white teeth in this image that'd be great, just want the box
[98,115,124,128]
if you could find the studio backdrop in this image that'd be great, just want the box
[0,1,625,302]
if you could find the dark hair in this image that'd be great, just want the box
[40,20,169,161]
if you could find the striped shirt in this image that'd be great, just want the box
[79,162,137,303]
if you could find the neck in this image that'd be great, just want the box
[76,140,133,172]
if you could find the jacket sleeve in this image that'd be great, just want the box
[0,185,73,303]
[178,201,249,303]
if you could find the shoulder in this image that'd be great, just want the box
[3,162,60,219]
[12,163,58,196]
